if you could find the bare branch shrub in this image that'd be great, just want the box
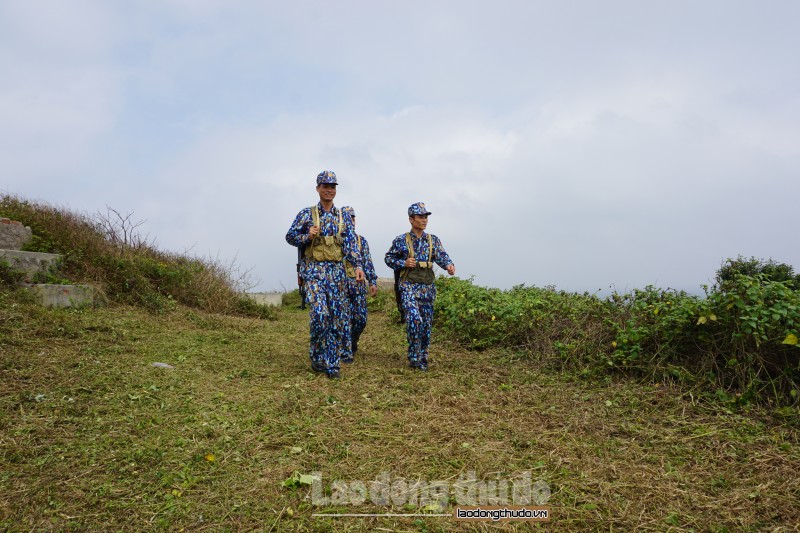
[93,206,152,255]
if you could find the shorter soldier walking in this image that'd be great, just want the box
[341,206,378,361]
[385,202,456,371]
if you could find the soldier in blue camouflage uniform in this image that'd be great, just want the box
[340,206,378,361]
[286,171,365,378]
[385,202,456,371]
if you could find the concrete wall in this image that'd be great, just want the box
[376,277,394,290]
[245,292,283,307]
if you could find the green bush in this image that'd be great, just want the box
[605,286,703,372]
[434,276,612,363]
[701,274,799,399]
[717,255,799,288]
[432,273,799,407]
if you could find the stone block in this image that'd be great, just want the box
[24,284,100,308]
[0,250,61,281]
[0,218,33,250]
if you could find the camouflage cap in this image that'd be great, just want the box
[341,206,356,218]
[316,170,337,185]
[408,202,431,216]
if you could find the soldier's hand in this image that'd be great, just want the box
[405,258,417,268]
[369,285,378,297]
[447,264,456,276]
[307,225,320,240]
[355,268,365,282]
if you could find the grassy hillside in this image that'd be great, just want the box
[2,293,798,531]
[0,194,272,318]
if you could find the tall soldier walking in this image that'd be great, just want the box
[385,202,456,371]
[340,206,378,361]
[286,171,365,378]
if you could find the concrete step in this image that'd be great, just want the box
[0,249,61,281]
[0,218,33,250]
[23,283,101,308]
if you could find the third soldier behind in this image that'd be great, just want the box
[384,202,456,371]
[341,206,378,361]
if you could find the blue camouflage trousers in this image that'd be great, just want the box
[304,263,351,371]
[346,278,368,357]
[399,281,436,365]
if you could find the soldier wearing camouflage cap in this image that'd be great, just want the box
[340,206,378,361]
[384,202,456,371]
[286,170,365,378]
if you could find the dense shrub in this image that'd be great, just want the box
[434,274,799,407]
[434,276,613,363]
[604,286,703,372]
[717,256,800,288]
[701,274,799,399]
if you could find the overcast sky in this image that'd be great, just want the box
[2,1,798,295]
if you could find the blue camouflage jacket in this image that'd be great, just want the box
[384,231,453,272]
[351,235,378,286]
[286,203,362,281]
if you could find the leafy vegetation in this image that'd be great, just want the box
[434,277,611,359]
[717,255,800,288]
[434,258,800,409]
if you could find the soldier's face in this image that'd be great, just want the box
[316,183,337,202]
[409,214,428,232]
